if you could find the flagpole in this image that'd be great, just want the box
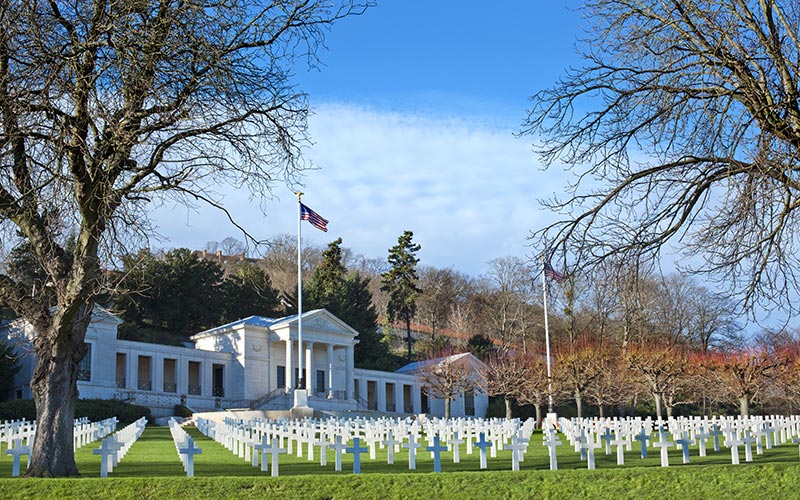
[296,191,305,391]
[542,255,554,414]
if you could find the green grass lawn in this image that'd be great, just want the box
[1,425,800,499]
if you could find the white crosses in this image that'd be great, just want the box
[674,432,692,464]
[177,437,203,477]
[346,437,369,474]
[505,435,528,471]
[580,435,602,470]
[709,424,723,452]
[5,438,31,477]
[93,437,117,478]
[316,436,330,467]
[366,433,380,461]
[652,430,674,467]
[610,431,627,466]
[600,427,614,455]
[695,426,710,457]
[331,435,347,472]
[474,432,492,470]
[402,433,422,470]
[382,431,401,465]
[742,430,756,463]
[727,432,744,465]
[88,417,145,478]
[426,436,448,473]
[265,437,286,477]
[449,431,464,464]
[543,429,561,471]
[763,422,775,449]
[171,414,800,478]
[254,436,270,472]
[753,426,767,455]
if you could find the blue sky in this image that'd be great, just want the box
[153,1,586,277]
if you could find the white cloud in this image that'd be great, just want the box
[149,102,567,277]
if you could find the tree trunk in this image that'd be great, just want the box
[653,391,663,421]
[574,388,583,418]
[598,404,604,418]
[444,398,451,419]
[504,397,513,419]
[405,316,413,360]
[739,394,750,417]
[666,405,673,419]
[26,306,91,477]
[534,403,542,424]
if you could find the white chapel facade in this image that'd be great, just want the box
[3,307,488,419]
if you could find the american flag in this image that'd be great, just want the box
[544,262,566,283]
[300,202,329,232]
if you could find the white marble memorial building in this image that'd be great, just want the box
[2,307,488,418]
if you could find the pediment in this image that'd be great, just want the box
[276,309,359,338]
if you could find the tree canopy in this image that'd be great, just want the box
[0,0,370,477]
[381,230,421,360]
[304,238,394,369]
[114,248,279,341]
[523,0,800,320]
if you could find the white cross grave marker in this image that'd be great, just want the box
[331,435,347,472]
[6,438,31,477]
[543,429,561,471]
[403,433,423,470]
[266,437,286,477]
[177,436,203,477]
[653,430,674,467]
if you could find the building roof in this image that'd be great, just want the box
[395,352,476,374]
[189,308,357,340]
[191,314,285,339]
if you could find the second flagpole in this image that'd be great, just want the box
[296,191,306,393]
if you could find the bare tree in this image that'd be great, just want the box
[416,266,472,340]
[699,346,789,416]
[417,349,484,420]
[523,0,800,320]
[0,0,370,477]
[220,237,246,256]
[262,233,323,298]
[625,341,687,420]
[484,351,529,419]
[553,340,606,418]
[515,355,551,423]
[477,256,536,352]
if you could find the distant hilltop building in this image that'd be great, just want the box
[193,249,260,274]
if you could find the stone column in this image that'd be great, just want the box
[412,384,422,414]
[305,341,314,395]
[285,338,293,392]
[153,354,163,394]
[326,344,334,398]
[396,384,405,414]
[377,380,387,412]
[204,361,213,398]
[126,352,136,391]
[345,345,355,400]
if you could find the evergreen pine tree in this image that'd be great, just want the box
[381,231,421,360]
[305,238,389,368]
